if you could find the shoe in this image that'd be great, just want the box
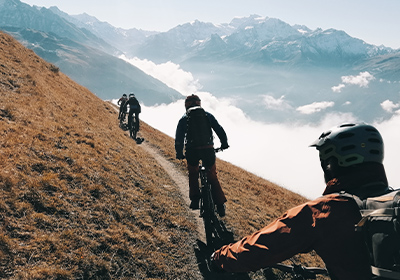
[190,198,200,210]
[216,204,225,217]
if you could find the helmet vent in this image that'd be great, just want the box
[370,149,380,155]
[319,131,331,139]
[368,138,381,144]
[324,147,334,155]
[338,132,355,139]
[345,156,358,163]
[341,145,356,151]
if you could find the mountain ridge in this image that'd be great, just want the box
[0,0,183,103]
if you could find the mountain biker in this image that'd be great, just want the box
[211,123,391,279]
[117,93,128,120]
[175,94,229,217]
[123,93,141,132]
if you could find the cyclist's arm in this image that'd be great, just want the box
[206,113,228,148]
[175,116,187,157]
[212,202,319,273]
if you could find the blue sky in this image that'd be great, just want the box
[21,0,400,49]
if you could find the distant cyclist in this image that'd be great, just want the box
[123,93,141,132]
[175,94,229,217]
[117,93,128,120]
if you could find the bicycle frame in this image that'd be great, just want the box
[198,147,227,248]
[266,262,329,279]
[199,164,217,247]
[119,111,127,128]
[128,114,137,139]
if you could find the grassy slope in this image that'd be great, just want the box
[0,30,325,280]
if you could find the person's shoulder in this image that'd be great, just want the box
[204,110,216,118]
[178,114,187,122]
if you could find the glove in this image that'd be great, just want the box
[221,143,229,150]
[209,252,225,273]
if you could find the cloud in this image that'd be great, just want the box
[342,71,375,87]
[118,57,400,200]
[119,55,200,95]
[331,71,375,92]
[381,100,400,113]
[262,95,292,110]
[332,84,345,93]
[296,101,334,114]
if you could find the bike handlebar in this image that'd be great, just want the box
[215,146,228,153]
[177,146,228,160]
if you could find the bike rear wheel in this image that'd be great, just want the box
[200,169,217,247]
[119,112,126,127]
[129,116,137,139]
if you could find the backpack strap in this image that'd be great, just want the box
[357,208,396,227]
[371,266,400,280]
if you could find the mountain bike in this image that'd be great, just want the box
[199,147,230,248]
[119,110,127,130]
[264,262,329,280]
[128,114,138,140]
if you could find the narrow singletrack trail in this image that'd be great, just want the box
[139,140,207,243]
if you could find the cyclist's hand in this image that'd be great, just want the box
[221,143,229,150]
[176,153,185,160]
[209,252,225,273]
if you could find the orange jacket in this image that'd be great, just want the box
[213,191,372,279]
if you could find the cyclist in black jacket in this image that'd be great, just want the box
[123,93,141,132]
[117,93,128,120]
[175,94,229,217]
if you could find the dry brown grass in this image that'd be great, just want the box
[0,31,199,279]
[0,30,326,280]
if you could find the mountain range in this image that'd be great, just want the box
[1,0,399,123]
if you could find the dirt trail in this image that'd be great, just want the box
[139,141,207,243]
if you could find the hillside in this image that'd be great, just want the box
[0,31,325,279]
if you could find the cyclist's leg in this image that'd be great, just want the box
[135,112,140,131]
[127,110,133,128]
[186,149,201,201]
[118,107,123,119]
[203,149,227,205]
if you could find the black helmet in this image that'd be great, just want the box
[310,123,384,167]
[122,94,127,97]
[129,92,135,98]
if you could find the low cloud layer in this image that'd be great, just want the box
[332,71,375,92]
[116,58,400,199]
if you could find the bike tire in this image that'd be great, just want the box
[129,116,137,139]
[202,188,214,246]
[200,169,216,247]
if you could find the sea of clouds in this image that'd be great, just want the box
[114,55,400,199]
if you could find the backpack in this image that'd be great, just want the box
[185,106,213,148]
[128,97,141,113]
[343,190,400,279]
